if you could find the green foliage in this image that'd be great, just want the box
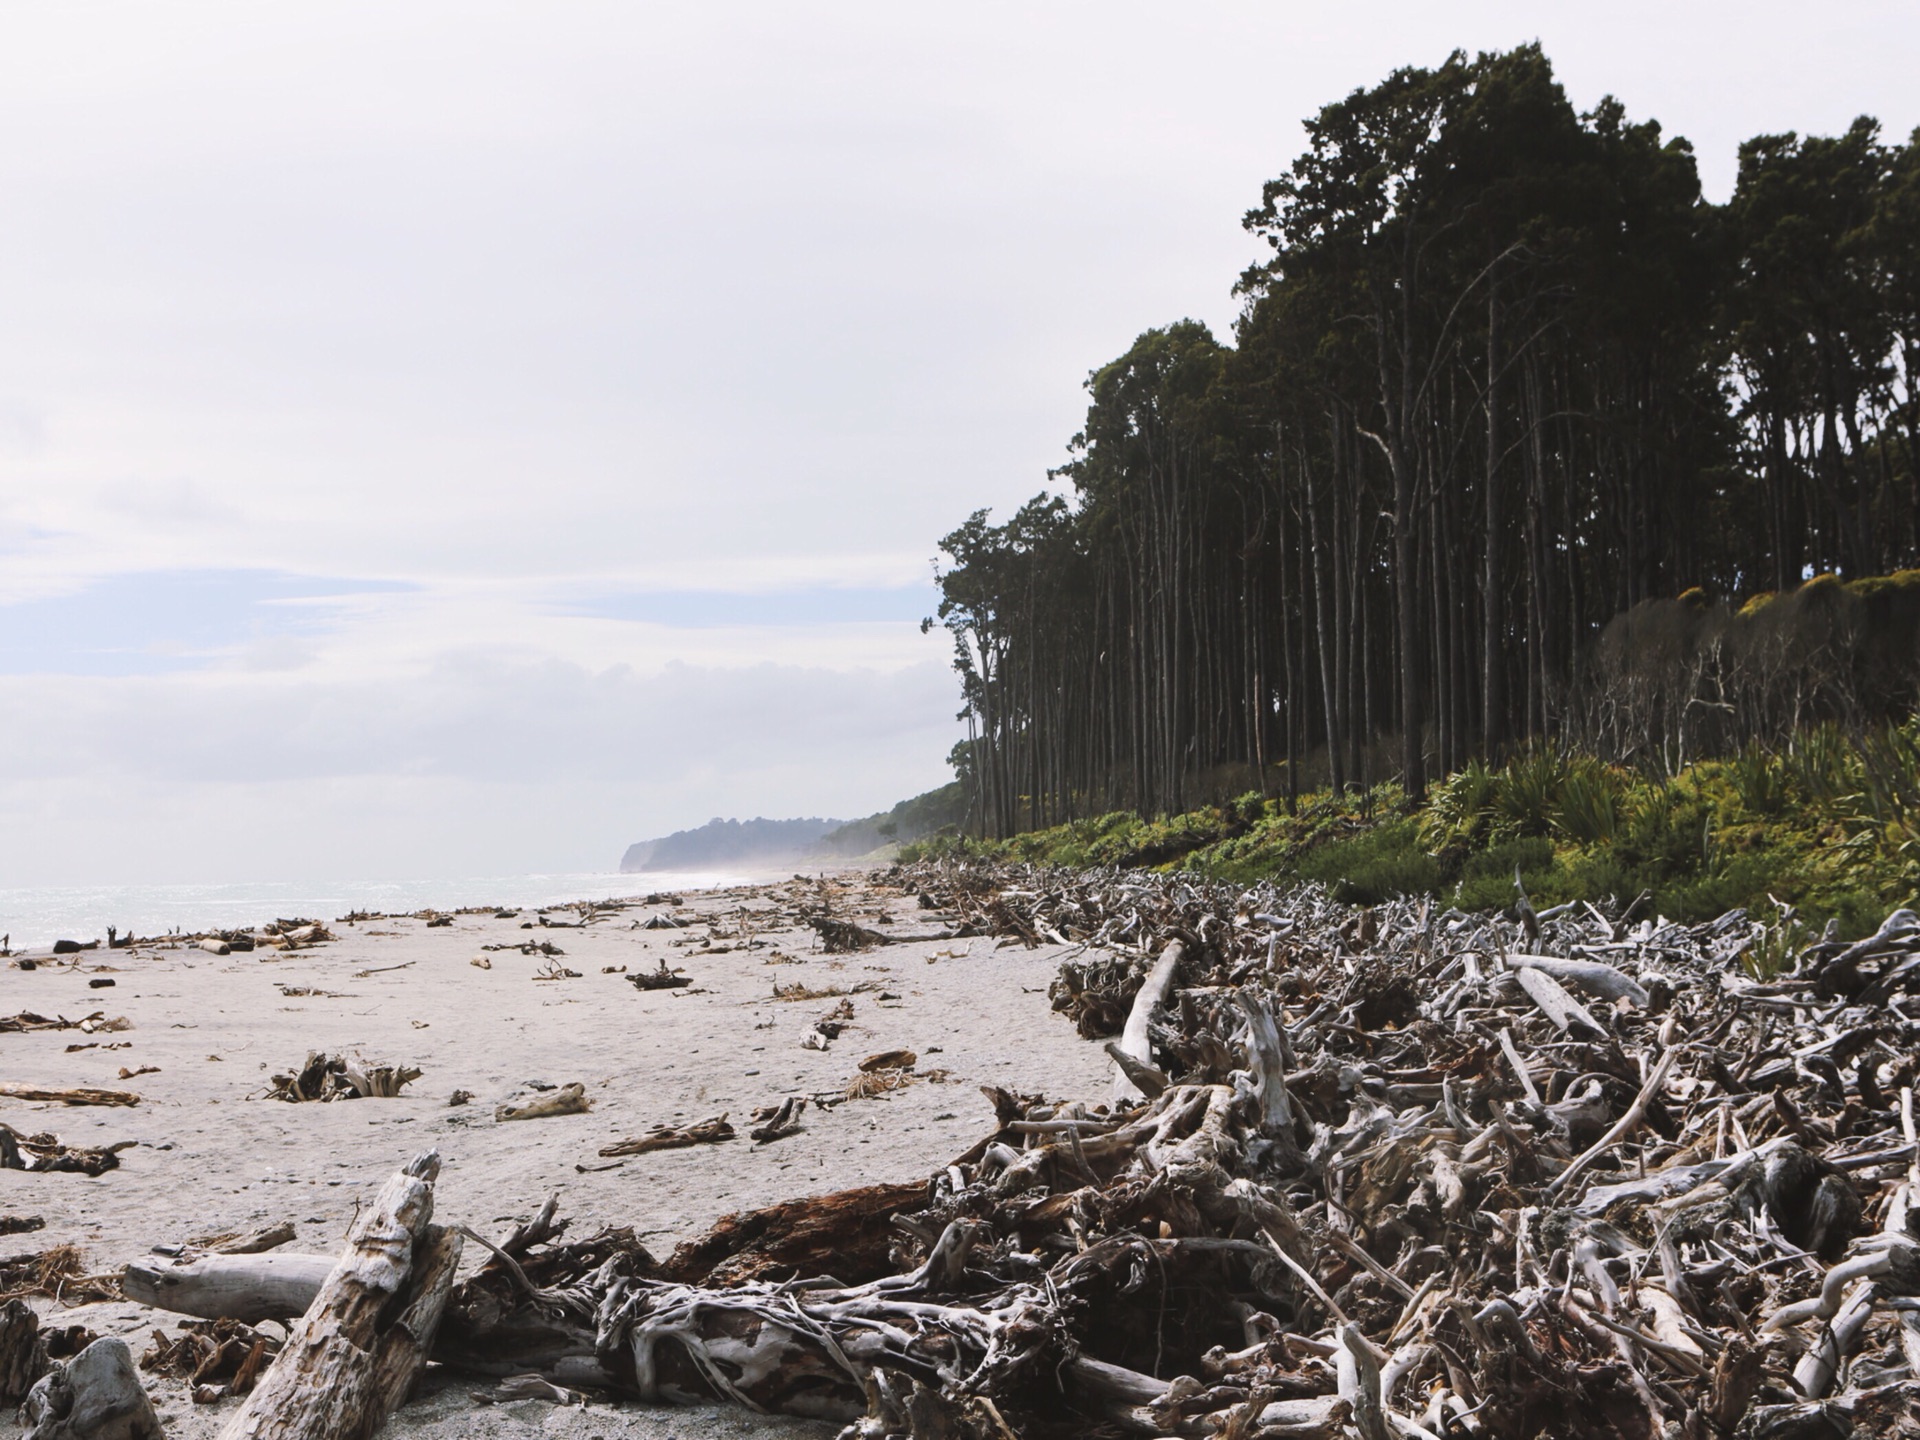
[1555,757,1629,844]
[1451,837,1556,911]
[1727,743,1794,816]
[1744,907,1809,979]
[961,727,1920,937]
[1495,751,1566,836]
[1421,760,1499,847]
[1293,820,1440,905]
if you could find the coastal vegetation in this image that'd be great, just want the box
[928,45,1920,846]
[904,717,1920,934]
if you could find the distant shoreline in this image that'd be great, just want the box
[0,869,763,953]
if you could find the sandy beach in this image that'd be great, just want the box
[1,870,1108,1437]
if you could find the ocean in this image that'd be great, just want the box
[0,870,752,951]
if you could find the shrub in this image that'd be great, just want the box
[1296,820,1442,905]
[1451,837,1556,911]
[1554,757,1628,844]
[1496,751,1567,837]
[1421,760,1498,847]
[1727,743,1793,817]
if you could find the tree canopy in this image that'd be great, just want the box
[932,46,1920,835]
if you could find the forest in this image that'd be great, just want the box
[929,45,1920,840]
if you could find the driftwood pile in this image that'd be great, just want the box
[625,959,692,991]
[141,1317,281,1403]
[266,1053,421,1102]
[193,920,335,957]
[0,1124,132,1177]
[90,860,1920,1436]
[0,1012,128,1037]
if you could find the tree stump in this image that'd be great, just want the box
[20,1336,164,1440]
[214,1151,461,1440]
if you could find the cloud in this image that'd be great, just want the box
[0,569,413,676]
[0,651,960,884]
[0,3,1910,884]
[94,477,239,527]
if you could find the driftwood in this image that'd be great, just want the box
[809,916,897,952]
[1112,938,1183,1103]
[212,1152,459,1440]
[625,960,691,991]
[123,1252,338,1325]
[141,1317,279,1403]
[0,1297,46,1403]
[1,1246,121,1307]
[843,1069,914,1100]
[20,1336,163,1440]
[0,1011,128,1035]
[190,1222,297,1256]
[494,1083,589,1122]
[118,860,1920,1435]
[0,1124,134,1176]
[749,1096,807,1142]
[266,1053,420,1102]
[0,1082,139,1108]
[599,1115,734,1156]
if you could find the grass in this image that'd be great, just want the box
[902,721,1920,938]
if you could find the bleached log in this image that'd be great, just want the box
[495,1083,588,1121]
[1511,965,1607,1036]
[1112,939,1182,1102]
[21,1336,163,1440]
[1233,989,1295,1133]
[123,1252,339,1324]
[1790,1280,1876,1399]
[1547,1047,1679,1197]
[1504,953,1649,1006]
[1338,1324,1391,1440]
[213,1151,458,1440]
[1101,1041,1169,1098]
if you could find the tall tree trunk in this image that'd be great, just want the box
[1482,279,1503,754]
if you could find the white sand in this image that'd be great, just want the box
[1,873,1109,1436]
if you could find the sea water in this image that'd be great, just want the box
[0,870,756,951]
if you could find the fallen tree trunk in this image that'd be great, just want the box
[1112,938,1182,1102]
[124,1252,338,1324]
[0,1082,139,1108]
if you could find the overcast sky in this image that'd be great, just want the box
[1,2,1914,886]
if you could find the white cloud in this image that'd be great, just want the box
[0,1,1912,882]
[0,650,959,884]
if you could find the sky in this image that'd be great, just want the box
[1,1,1915,886]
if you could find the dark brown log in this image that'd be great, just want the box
[0,1297,45,1404]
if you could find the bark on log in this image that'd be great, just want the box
[0,1082,140,1108]
[0,1296,46,1403]
[212,1151,459,1440]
